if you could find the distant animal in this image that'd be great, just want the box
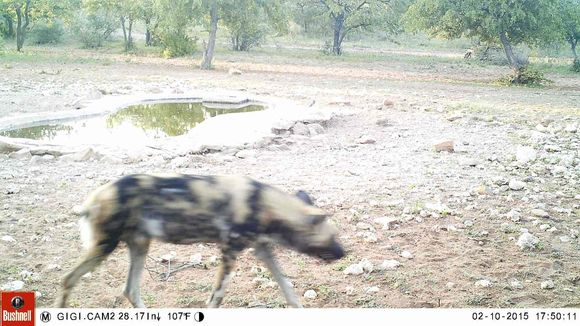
[56,174,345,308]
[464,48,474,60]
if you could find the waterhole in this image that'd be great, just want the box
[0,102,265,145]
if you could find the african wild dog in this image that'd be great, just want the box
[56,174,345,308]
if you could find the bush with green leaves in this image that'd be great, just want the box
[160,33,197,58]
[72,10,117,49]
[497,67,552,86]
[573,59,580,72]
[31,19,65,45]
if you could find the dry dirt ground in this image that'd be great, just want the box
[0,45,579,308]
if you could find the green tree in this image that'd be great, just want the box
[560,0,580,70]
[404,0,561,73]
[197,0,219,69]
[220,0,287,51]
[155,0,196,57]
[301,0,407,55]
[84,0,140,52]
[0,0,72,51]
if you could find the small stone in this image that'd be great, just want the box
[365,286,380,294]
[2,280,25,291]
[446,282,455,289]
[9,148,32,160]
[383,99,395,107]
[303,290,317,299]
[475,279,492,288]
[190,253,202,265]
[433,140,454,153]
[516,146,537,164]
[345,286,356,295]
[363,232,378,243]
[356,222,373,231]
[291,122,310,136]
[1,235,16,242]
[540,280,555,290]
[516,233,540,250]
[400,251,413,259]
[357,135,376,144]
[509,179,526,191]
[464,220,474,227]
[160,251,177,262]
[228,68,242,75]
[559,236,571,243]
[46,264,61,271]
[307,123,325,136]
[539,224,551,231]
[531,209,549,218]
[343,264,364,275]
[374,217,399,230]
[380,259,401,270]
[509,279,524,289]
[359,259,374,273]
[234,149,256,159]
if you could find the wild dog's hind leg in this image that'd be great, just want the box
[254,243,302,308]
[207,248,239,308]
[123,236,151,308]
[56,248,108,307]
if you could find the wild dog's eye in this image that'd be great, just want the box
[309,215,326,225]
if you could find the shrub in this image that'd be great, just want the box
[497,67,552,86]
[72,10,117,49]
[31,20,65,45]
[572,59,580,73]
[159,33,197,58]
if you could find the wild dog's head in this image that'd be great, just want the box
[262,188,345,262]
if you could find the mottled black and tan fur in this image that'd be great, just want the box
[56,174,345,308]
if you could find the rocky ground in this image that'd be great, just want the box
[0,46,579,308]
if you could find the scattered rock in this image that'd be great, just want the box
[160,251,177,263]
[516,233,540,250]
[380,259,401,270]
[307,123,325,136]
[228,68,242,75]
[291,122,310,136]
[464,220,474,228]
[540,280,555,290]
[509,279,524,289]
[539,224,551,231]
[357,135,376,144]
[359,259,374,273]
[9,148,32,160]
[303,289,317,299]
[382,99,395,107]
[343,264,364,275]
[516,146,537,164]
[235,149,256,159]
[1,235,16,242]
[374,217,399,230]
[365,286,380,294]
[2,280,25,291]
[447,114,463,122]
[559,236,571,243]
[400,251,413,259]
[345,286,356,296]
[46,264,61,271]
[61,148,101,162]
[531,209,549,218]
[509,179,526,191]
[475,279,492,288]
[190,253,202,265]
[433,140,454,153]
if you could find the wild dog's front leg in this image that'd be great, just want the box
[254,243,303,308]
[207,249,238,308]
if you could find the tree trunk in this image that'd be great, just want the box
[3,14,15,38]
[127,18,133,51]
[121,17,128,52]
[332,12,345,55]
[15,8,23,51]
[201,0,218,70]
[571,39,578,63]
[145,17,152,46]
[499,31,524,71]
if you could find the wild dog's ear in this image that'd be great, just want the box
[303,206,327,225]
[296,190,314,205]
